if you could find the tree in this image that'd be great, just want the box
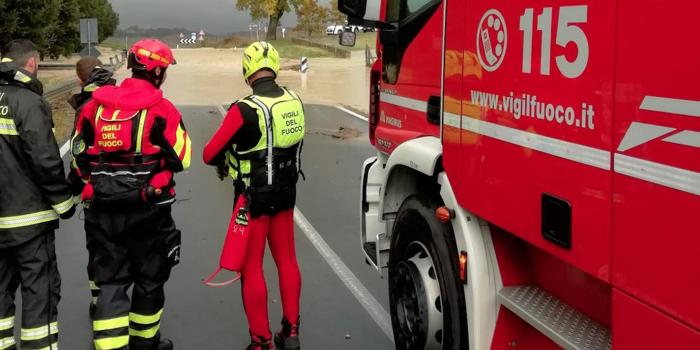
[0,0,119,58]
[296,0,328,39]
[0,0,62,58]
[236,0,300,40]
[77,0,119,42]
[328,0,345,24]
[51,0,81,58]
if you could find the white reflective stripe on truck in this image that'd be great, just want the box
[380,92,427,113]
[451,112,611,170]
[447,112,700,196]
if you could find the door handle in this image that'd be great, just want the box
[427,96,441,125]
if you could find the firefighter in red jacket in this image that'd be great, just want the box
[203,41,304,350]
[71,39,191,350]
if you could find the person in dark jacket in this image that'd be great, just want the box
[66,56,117,318]
[0,39,75,350]
[67,57,116,112]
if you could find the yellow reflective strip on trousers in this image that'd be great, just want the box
[35,342,58,350]
[93,316,129,331]
[94,335,129,350]
[0,316,13,331]
[135,109,147,153]
[21,322,58,340]
[129,324,160,339]
[89,280,100,291]
[0,210,58,229]
[51,197,74,214]
[129,309,163,325]
[0,336,15,350]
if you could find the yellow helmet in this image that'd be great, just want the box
[242,41,280,80]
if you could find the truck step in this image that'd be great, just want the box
[498,285,611,350]
[363,242,377,265]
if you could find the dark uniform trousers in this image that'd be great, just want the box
[86,205,180,350]
[0,231,60,350]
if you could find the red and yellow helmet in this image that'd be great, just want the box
[129,39,176,72]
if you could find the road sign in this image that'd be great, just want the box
[79,46,101,58]
[80,18,99,44]
[179,32,185,38]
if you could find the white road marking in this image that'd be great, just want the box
[293,208,394,343]
[60,140,70,157]
[217,104,227,118]
[336,106,368,122]
[215,105,393,341]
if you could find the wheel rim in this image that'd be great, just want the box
[393,241,444,350]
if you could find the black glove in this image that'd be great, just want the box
[59,205,76,219]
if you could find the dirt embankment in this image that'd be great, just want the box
[49,47,370,143]
[152,48,370,114]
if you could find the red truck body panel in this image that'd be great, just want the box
[372,0,700,345]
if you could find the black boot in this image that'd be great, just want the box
[157,338,173,350]
[274,318,300,350]
[246,335,274,350]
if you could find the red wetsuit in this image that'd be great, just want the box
[203,78,302,338]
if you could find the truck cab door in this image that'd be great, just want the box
[374,0,443,153]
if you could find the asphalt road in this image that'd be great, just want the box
[51,104,393,349]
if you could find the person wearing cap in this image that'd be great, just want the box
[66,56,117,318]
[203,41,305,350]
[71,39,191,350]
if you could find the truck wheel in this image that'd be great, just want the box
[389,195,468,350]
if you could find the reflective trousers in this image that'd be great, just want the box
[0,231,60,350]
[241,209,301,339]
[86,205,180,350]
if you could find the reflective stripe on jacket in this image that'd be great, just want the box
[0,61,72,247]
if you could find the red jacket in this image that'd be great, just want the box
[72,78,191,196]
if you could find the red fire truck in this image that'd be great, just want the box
[338,0,700,349]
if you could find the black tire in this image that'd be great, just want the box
[389,195,468,350]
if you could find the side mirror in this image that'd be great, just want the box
[338,0,368,18]
[339,0,384,24]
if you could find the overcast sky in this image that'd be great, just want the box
[111,0,331,35]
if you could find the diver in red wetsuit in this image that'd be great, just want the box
[203,41,305,350]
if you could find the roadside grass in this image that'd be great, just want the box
[101,36,129,50]
[211,36,334,59]
[295,32,377,51]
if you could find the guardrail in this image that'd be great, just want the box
[290,38,351,59]
[40,54,126,71]
[43,54,126,103]
[44,81,79,102]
